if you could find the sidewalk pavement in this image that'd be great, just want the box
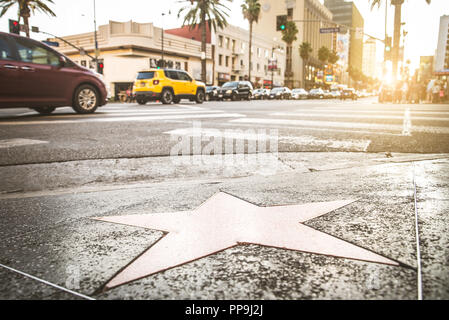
[0,152,448,300]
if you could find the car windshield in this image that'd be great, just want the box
[137,72,155,79]
[292,89,304,93]
[222,82,238,88]
[206,87,216,92]
[271,88,283,93]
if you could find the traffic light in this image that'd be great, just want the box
[276,15,287,32]
[97,60,104,74]
[9,19,20,35]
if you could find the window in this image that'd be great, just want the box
[0,36,14,60]
[219,54,223,66]
[178,72,192,81]
[137,72,155,79]
[219,36,223,47]
[225,37,230,49]
[164,70,179,80]
[225,56,229,67]
[232,40,236,51]
[14,37,60,66]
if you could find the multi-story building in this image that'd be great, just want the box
[166,23,286,88]
[362,38,376,78]
[419,56,434,83]
[324,0,364,74]
[50,20,213,99]
[434,15,449,74]
[253,0,334,89]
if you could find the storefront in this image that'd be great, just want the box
[218,72,231,86]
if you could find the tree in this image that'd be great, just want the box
[328,50,339,65]
[241,0,261,84]
[318,46,330,65]
[299,42,312,89]
[369,0,431,81]
[0,0,56,38]
[178,0,232,84]
[281,21,298,88]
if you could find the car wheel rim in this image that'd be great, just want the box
[78,89,97,110]
[164,91,173,103]
[198,92,204,102]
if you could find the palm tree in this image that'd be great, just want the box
[241,0,261,84]
[318,46,330,65]
[369,0,431,81]
[299,42,312,89]
[0,0,56,38]
[328,50,339,65]
[281,21,298,88]
[178,0,232,84]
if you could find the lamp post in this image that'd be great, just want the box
[161,11,171,68]
[93,0,98,71]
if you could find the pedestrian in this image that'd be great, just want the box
[432,81,441,104]
[126,87,132,103]
[401,81,409,104]
[394,81,402,104]
[419,82,427,103]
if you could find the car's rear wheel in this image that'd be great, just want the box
[161,89,174,104]
[173,97,181,104]
[73,85,99,114]
[136,97,147,105]
[195,90,205,104]
[231,93,238,101]
[32,107,56,115]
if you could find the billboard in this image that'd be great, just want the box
[336,33,349,67]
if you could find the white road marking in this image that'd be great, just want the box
[230,118,449,134]
[271,112,449,122]
[165,128,371,151]
[303,109,449,116]
[0,138,48,148]
[0,113,245,125]
[402,108,412,136]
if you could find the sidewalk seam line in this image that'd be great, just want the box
[412,163,423,300]
[0,263,95,300]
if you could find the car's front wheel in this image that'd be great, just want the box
[73,85,99,114]
[136,97,147,105]
[32,107,56,115]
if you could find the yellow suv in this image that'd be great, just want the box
[133,69,206,105]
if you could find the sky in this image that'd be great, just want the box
[1,0,448,72]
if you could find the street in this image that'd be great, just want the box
[0,97,448,300]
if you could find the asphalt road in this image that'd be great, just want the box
[1,97,448,301]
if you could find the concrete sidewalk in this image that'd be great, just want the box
[0,153,448,300]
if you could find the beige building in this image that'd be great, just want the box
[253,0,334,89]
[51,20,213,99]
[362,38,376,78]
[166,23,287,88]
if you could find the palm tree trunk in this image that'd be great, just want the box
[392,0,404,81]
[20,4,31,38]
[201,13,207,83]
[248,22,253,83]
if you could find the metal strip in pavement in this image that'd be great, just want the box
[0,139,48,149]
[271,112,449,122]
[0,113,245,126]
[0,263,95,300]
[412,163,423,300]
[302,109,449,116]
[230,118,449,134]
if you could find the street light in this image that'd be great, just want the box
[161,10,171,68]
[93,0,99,71]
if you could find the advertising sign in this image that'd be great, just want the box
[336,33,349,67]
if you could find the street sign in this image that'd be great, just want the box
[42,40,59,47]
[320,27,340,34]
[31,26,39,33]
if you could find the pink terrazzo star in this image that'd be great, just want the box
[94,192,399,290]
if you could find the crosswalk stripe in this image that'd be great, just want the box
[270,112,449,121]
[0,138,48,148]
[230,118,449,134]
[0,113,245,126]
[35,110,222,119]
[303,109,449,116]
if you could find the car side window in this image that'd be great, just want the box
[0,36,15,61]
[178,72,192,82]
[13,38,60,66]
[164,70,180,80]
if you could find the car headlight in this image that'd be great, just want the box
[226,90,232,94]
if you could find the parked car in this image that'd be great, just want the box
[323,90,333,99]
[308,88,325,99]
[218,81,253,101]
[330,90,341,99]
[253,88,270,100]
[291,88,308,100]
[269,87,292,100]
[133,69,206,105]
[206,86,220,101]
[340,88,358,100]
[0,31,108,114]
[378,84,394,103]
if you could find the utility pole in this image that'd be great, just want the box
[391,0,404,81]
[93,0,99,71]
[161,12,165,68]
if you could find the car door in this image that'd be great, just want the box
[11,36,73,105]
[178,71,195,96]
[0,34,22,107]
[164,70,184,96]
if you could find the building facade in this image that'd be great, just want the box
[50,20,213,99]
[362,38,376,78]
[166,23,286,88]
[324,0,364,74]
[434,15,449,75]
[253,0,334,89]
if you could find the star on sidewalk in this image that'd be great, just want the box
[94,192,399,290]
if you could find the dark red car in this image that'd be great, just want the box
[0,32,108,114]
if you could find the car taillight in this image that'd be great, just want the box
[153,80,160,85]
